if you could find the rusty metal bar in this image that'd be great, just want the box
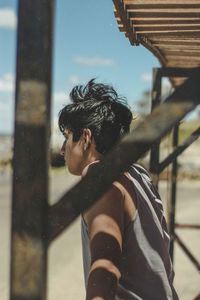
[169,123,179,261]
[158,126,200,173]
[159,67,200,78]
[47,74,200,243]
[174,233,200,272]
[10,1,54,300]
[149,68,162,188]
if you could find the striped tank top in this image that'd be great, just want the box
[81,164,179,300]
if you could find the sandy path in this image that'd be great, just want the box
[0,168,199,300]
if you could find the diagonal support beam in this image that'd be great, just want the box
[158,126,200,173]
[48,74,200,244]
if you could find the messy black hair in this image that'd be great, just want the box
[58,79,132,154]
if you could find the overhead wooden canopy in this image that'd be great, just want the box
[113,0,200,86]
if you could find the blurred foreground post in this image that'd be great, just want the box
[10,1,54,299]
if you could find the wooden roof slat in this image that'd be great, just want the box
[136,29,200,34]
[113,0,138,45]
[119,24,200,32]
[138,31,200,37]
[124,0,200,4]
[134,25,200,32]
[164,51,200,56]
[131,18,200,23]
[126,3,200,10]
[166,57,200,62]
[134,23,200,28]
[113,0,200,86]
[128,8,200,12]
[150,37,200,43]
[167,62,200,67]
[132,19,200,26]
[154,45,200,50]
[129,11,200,19]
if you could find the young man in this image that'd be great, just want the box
[59,79,179,300]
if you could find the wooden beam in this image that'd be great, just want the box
[153,42,200,50]
[128,8,200,13]
[159,67,200,77]
[164,50,200,57]
[138,31,200,37]
[134,23,200,28]
[167,62,200,68]
[124,0,200,4]
[135,25,200,32]
[151,37,200,44]
[10,0,54,299]
[113,0,138,45]
[126,3,200,10]
[166,56,200,61]
[132,18,200,25]
[129,11,200,18]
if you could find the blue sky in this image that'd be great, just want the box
[0,0,161,134]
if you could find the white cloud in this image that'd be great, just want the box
[68,75,80,85]
[0,73,15,93]
[141,73,152,82]
[74,56,115,66]
[53,91,70,105]
[0,8,17,29]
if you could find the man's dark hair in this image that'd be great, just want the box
[58,79,133,154]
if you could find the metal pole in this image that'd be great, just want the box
[169,123,179,261]
[10,1,54,299]
[150,68,162,189]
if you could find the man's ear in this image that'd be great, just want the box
[83,128,92,147]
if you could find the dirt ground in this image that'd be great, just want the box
[0,167,199,300]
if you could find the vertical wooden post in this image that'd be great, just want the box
[10,1,54,299]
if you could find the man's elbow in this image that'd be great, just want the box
[90,258,121,280]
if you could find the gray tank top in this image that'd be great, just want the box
[81,164,179,300]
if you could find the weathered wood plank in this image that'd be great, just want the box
[132,18,200,25]
[124,0,200,3]
[135,25,200,32]
[129,11,200,18]
[126,3,200,10]
[164,49,200,55]
[138,31,200,37]
[10,0,54,299]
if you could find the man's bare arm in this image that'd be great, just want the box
[84,184,124,300]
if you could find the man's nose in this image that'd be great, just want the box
[60,141,66,156]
